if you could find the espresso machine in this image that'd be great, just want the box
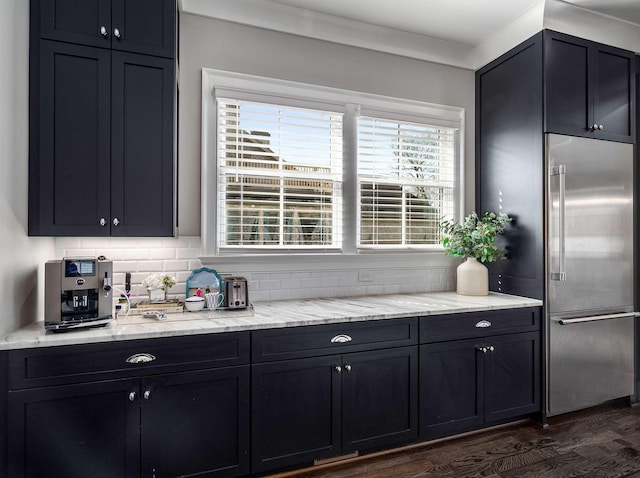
[45,257,113,331]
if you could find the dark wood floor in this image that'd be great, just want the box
[270,403,640,478]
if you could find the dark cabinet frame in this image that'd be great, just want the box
[5,333,250,478]
[39,0,176,58]
[544,30,636,143]
[28,0,177,236]
[251,319,419,474]
[419,309,541,440]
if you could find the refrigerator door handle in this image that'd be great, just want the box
[550,165,566,281]
[555,312,639,325]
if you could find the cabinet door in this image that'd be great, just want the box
[141,367,250,478]
[592,45,635,143]
[419,340,484,440]
[111,51,175,236]
[342,347,418,454]
[39,0,112,49]
[252,356,341,473]
[30,40,111,236]
[484,332,540,423]
[112,0,176,58]
[544,31,592,138]
[8,378,140,478]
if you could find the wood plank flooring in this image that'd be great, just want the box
[268,403,640,478]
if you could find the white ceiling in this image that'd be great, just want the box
[181,0,640,69]
[265,0,640,46]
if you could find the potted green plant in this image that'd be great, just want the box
[440,212,511,295]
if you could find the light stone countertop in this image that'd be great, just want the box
[0,292,542,350]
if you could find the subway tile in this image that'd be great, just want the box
[66,248,95,257]
[270,288,292,301]
[54,238,82,249]
[258,279,281,291]
[280,278,304,289]
[300,277,322,288]
[138,261,164,272]
[164,260,189,272]
[176,248,200,260]
[149,248,176,260]
[250,290,271,302]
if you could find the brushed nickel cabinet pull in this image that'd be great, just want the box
[126,353,156,364]
[331,334,352,343]
[475,320,492,328]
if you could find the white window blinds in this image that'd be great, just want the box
[217,98,343,249]
[357,116,456,247]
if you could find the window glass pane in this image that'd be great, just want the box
[358,117,456,247]
[218,99,343,248]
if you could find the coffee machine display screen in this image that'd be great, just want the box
[65,259,96,277]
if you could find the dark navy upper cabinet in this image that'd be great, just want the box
[29,0,176,236]
[545,30,635,143]
[39,0,176,58]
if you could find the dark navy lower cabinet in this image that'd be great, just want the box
[251,320,419,475]
[420,309,541,440]
[6,334,251,478]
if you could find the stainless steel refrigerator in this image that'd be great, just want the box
[546,133,635,416]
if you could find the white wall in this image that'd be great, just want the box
[178,14,477,235]
[0,0,55,335]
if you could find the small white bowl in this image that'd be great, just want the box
[185,296,205,312]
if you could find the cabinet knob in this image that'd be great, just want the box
[143,390,151,400]
[334,366,342,374]
[100,26,108,37]
[128,392,137,402]
[114,28,121,39]
[344,364,352,373]
[99,218,107,226]
[597,124,604,130]
[478,346,487,353]
[113,217,120,226]
[488,345,495,352]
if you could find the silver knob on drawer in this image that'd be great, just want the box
[478,346,487,353]
[143,390,151,400]
[99,217,107,226]
[100,26,108,37]
[335,366,342,374]
[114,28,121,39]
[113,217,120,226]
[126,353,156,364]
[597,124,604,130]
[129,392,136,401]
[344,364,352,373]
[487,345,495,352]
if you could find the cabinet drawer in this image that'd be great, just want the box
[8,332,250,390]
[252,318,418,362]
[420,308,540,343]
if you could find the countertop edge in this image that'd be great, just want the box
[0,292,543,350]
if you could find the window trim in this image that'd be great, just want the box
[201,68,465,258]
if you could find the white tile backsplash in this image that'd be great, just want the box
[54,236,456,305]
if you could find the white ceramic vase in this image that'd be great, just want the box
[456,257,488,296]
[148,287,166,303]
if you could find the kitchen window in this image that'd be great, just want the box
[201,69,463,258]
[217,99,343,250]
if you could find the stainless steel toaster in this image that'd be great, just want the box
[223,277,249,309]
